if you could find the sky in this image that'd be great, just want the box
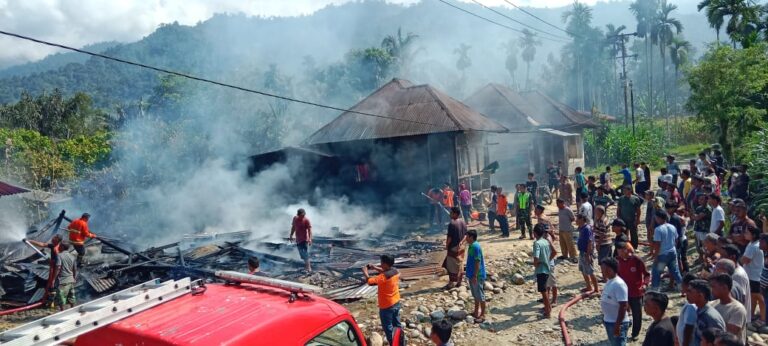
[0,0,702,69]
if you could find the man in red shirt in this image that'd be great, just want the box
[289,208,312,273]
[617,241,650,341]
[67,213,96,266]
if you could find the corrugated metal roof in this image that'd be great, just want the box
[0,181,28,197]
[85,275,118,293]
[324,283,378,301]
[303,79,508,145]
[465,84,600,129]
[539,128,578,137]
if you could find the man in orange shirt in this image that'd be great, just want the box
[363,254,401,345]
[67,213,96,266]
[496,187,510,237]
[442,183,455,208]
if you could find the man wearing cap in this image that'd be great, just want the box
[651,210,683,291]
[616,186,643,249]
[729,199,756,250]
[617,241,649,340]
[67,213,96,267]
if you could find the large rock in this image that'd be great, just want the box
[430,310,446,321]
[512,273,525,285]
[409,329,422,339]
[493,287,502,294]
[418,305,430,314]
[448,309,468,320]
[483,282,494,291]
[369,332,383,346]
[458,291,471,300]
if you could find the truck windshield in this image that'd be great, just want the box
[306,320,361,346]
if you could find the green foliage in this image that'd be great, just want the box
[0,90,108,139]
[584,122,666,168]
[685,44,768,160]
[743,126,768,214]
[59,132,112,169]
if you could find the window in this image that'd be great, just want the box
[306,321,362,346]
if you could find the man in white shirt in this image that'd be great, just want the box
[634,163,646,195]
[708,194,725,236]
[715,256,752,323]
[600,257,630,346]
[579,192,594,225]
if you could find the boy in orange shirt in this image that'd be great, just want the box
[363,254,401,344]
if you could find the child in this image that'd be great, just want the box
[576,214,598,293]
[533,224,555,318]
[247,257,268,277]
[429,319,454,346]
[465,230,487,323]
[363,255,402,345]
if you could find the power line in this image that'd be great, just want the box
[467,0,571,41]
[0,29,596,134]
[436,0,564,43]
[0,29,458,130]
[501,0,579,37]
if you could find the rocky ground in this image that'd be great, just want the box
[347,198,768,346]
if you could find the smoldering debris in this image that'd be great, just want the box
[0,211,443,309]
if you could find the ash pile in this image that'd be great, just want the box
[0,211,443,310]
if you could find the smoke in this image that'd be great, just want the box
[0,199,29,244]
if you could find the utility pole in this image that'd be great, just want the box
[630,80,636,137]
[609,32,637,127]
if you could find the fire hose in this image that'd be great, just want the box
[559,291,597,346]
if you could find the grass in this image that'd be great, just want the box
[667,143,709,159]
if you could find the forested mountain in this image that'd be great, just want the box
[0,41,119,79]
[0,0,714,112]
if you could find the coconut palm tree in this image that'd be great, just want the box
[381,27,420,75]
[697,0,725,43]
[630,0,660,118]
[669,36,692,114]
[654,0,683,129]
[519,29,542,91]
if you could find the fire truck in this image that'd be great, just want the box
[0,271,375,346]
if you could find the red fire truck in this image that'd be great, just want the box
[0,271,374,346]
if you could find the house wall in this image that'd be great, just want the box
[308,133,459,216]
[487,132,535,190]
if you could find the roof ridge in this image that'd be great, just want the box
[488,84,539,127]
[533,91,589,125]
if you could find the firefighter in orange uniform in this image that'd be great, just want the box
[67,213,96,266]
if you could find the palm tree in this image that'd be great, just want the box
[502,39,519,89]
[654,0,683,130]
[454,43,472,80]
[697,0,725,43]
[605,24,627,118]
[668,36,692,114]
[700,0,761,48]
[630,0,660,118]
[562,1,594,110]
[519,29,542,91]
[381,27,420,75]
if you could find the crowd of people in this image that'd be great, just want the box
[388,147,761,346]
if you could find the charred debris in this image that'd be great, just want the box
[0,211,442,308]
